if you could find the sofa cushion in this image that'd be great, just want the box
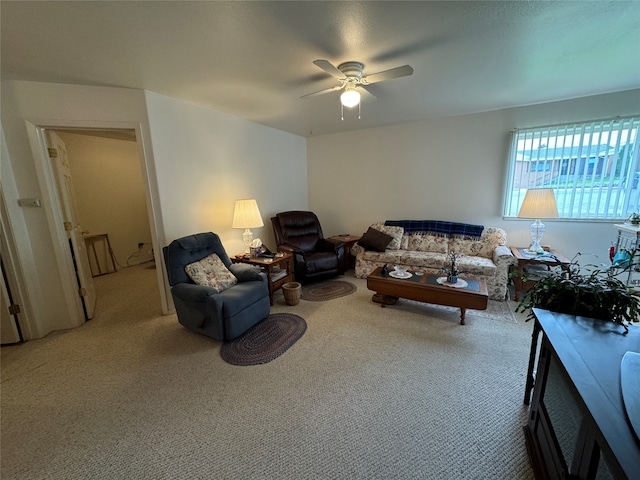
[185,253,238,293]
[449,227,507,259]
[359,226,393,252]
[370,223,404,250]
[399,251,447,269]
[407,233,449,254]
[357,250,403,264]
[457,256,497,276]
[448,236,486,258]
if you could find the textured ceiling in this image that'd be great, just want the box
[2,1,639,137]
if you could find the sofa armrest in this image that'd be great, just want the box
[493,245,516,267]
[351,243,366,256]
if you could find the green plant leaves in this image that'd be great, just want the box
[515,252,640,333]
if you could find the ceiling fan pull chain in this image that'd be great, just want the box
[358,102,361,120]
[341,103,344,121]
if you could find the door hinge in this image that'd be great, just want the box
[8,304,21,315]
[64,221,73,231]
[79,287,87,297]
[47,147,58,158]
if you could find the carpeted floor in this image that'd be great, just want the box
[1,265,535,479]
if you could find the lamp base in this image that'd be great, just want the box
[528,219,546,254]
[242,229,253,254]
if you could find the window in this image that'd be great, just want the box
[504,116,640,220]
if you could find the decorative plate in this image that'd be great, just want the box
[389,271,412,279]
[436,277,468,288]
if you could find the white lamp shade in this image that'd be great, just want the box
[340,88,361,108]
[517,188,559,219]
[232,199,264,229]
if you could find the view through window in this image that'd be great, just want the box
[504,116,640,220]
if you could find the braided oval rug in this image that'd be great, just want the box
[220,313,306,366]
[300,280,357,302]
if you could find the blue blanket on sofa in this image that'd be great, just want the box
[384,220,484,238]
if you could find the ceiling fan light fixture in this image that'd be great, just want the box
[340,88,360,108]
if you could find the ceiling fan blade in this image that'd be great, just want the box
[356,86,377,103]
[362,65,413,85]
[313,59,346,80]
[301,84,344,99]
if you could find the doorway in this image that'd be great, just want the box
[49,128,159,317]
[23,119,170,338]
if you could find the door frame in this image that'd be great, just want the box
[1,191,29,342]
[25,119,170,326]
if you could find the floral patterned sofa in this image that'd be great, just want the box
[351,220,515,301]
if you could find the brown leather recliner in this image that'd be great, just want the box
[271,211,346,284]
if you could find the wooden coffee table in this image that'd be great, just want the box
[366,267,488,325]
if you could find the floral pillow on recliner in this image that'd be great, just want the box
[185,253,238,293]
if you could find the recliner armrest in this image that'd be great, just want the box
[172,282,217,302]
[318,237,344,253]
[229,263,266,282]
[278,243,305,255]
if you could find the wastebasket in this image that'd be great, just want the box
[282,282,301,306]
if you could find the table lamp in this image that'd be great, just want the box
[232,199,263,254]
[518,188,558,254]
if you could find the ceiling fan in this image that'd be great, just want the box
[302,59,414,110]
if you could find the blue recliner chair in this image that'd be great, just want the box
[163,232,270,341]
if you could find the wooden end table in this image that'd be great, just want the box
[232,252,294,305]
[328,234,361,270]
[509,246,571,301]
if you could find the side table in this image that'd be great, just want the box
[84,233,117,277]
[232,252,294,305]
[328,234,361,270]
[509,246,571,301]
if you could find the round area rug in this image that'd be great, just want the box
[220,313,306,366]
[300,280,357,302]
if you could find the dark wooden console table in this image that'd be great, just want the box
[524,309,640,479]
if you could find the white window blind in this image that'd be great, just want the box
[504,116,640,220]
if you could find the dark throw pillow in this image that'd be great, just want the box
[359,227,393,252]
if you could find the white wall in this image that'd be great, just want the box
[144,92,307,255]
[1,81,154,338]
[57,132,154,269]
[1,81,307,339]
[3,79,637,340]
[307,89,640,264]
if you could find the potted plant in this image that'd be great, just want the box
[628,212,640,225]
[514,252,640,333]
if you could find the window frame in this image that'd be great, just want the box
[503,116,640,221]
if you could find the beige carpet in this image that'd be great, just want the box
[1,264,534,479]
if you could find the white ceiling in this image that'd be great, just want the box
[2,1,639,137]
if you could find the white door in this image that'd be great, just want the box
[46,131,96,319]
[1,260,21,344]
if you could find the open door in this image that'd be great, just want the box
[1,258,22,345]
[45,131,96,319]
